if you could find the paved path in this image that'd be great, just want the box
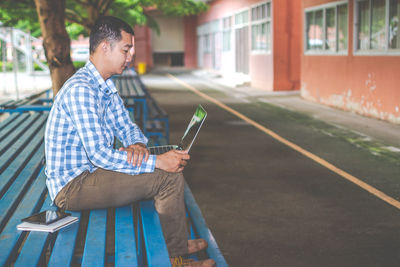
[142,71,400,267]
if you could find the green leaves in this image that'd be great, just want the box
[1,0,208,40]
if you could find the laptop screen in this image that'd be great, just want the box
[178,105,207,151]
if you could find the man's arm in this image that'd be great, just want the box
[109,94,151,166]
[156,150,190,173]
[64,85,156,175]
[108,90,190,173]
[119,145,190,173]
[110,94,148,147]
[119,143,149,167]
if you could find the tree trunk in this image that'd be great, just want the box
[34,0,75,96]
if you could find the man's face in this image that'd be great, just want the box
[106,30,133,75]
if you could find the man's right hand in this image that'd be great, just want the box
[155,150,190,173]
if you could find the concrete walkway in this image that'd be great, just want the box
[142,70,400,267]
[191,70,400,149]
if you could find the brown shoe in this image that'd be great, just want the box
[171,256,216,267]
[188,239,208,254]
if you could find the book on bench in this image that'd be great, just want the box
[17,211,78,233]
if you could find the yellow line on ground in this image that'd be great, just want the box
[167,73,400,210]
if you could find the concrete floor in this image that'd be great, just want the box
[142,71,400,267]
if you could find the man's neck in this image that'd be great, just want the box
[89,55,111,81]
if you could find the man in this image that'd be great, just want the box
[45,16,215,267]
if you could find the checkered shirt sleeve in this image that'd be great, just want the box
[63,85,156,174]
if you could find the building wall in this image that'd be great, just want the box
[152,16,184,52]
[196,0,301,91]
[197,0,262,24]
[198,0,274,90]
[302,0,400,123]
[273,0,302,91]
[133,25,153,69]
[184,16,198,68]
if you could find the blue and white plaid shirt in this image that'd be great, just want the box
[45,61,156,201]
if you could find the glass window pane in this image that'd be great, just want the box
[314,10,324,50]
[371,0,387,49]
[252,25,256,50]
[326,7,336,51]
[306,11,315,50]
[267,2,271,18]
[223,31,231,51]
[262,4,266,19]
[261,23,266,50]
[244,10,249,23]
[389,0,400,49]
[338,4,348,51]
[235,14,240,25]
[357,0,370,50]
[251,22,269,51]
[252,8,257,21]
[266,21,271,50]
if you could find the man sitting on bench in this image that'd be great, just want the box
[44,16,215,267]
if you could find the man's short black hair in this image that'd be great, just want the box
[89,16,134,54]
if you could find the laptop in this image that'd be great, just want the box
[148,105,207,155]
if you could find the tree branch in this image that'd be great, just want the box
[99,0,114,15]
[74,0,91,8]
[65,8,85,25]
[65,8,92,31]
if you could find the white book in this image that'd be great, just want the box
[17,216,79,233]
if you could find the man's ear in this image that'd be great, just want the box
[100,41,108,53]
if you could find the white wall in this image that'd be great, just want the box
[152,15,184,53]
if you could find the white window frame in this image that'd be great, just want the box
[250,1,272,54]
[304,1,349,56]
[222,16,233,52]
[234,7,250,28]
[354,0,400,55]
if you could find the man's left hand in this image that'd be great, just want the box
[119,143,149,167]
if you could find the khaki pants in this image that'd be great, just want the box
[54,168,188,257]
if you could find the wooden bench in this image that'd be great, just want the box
[0,112,227,266]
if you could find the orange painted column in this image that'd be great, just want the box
[273,0,302,91]
[184,16,198,68]
[133,25,153,71]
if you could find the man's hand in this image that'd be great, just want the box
[155,150,190,173]
[119,143,149,167]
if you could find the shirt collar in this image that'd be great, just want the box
[85,60,118,96]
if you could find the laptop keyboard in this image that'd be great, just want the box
[148,145,180,155]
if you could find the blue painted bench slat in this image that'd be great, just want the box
[0,105,52,113]
[13,196,54,267]
[82,209,107,267]
[48,211,82,266]
[0,126,44,195]
[0,112,28,135]
[0,112,43,157]
[185,183,229,267]
[0,170,47,266]
[115,205,138,266]
[139,200,170,266]
[0,145,44,231]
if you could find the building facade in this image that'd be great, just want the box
[303,0,400,123]
[196,0,302,91]
[133,0,399,124]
